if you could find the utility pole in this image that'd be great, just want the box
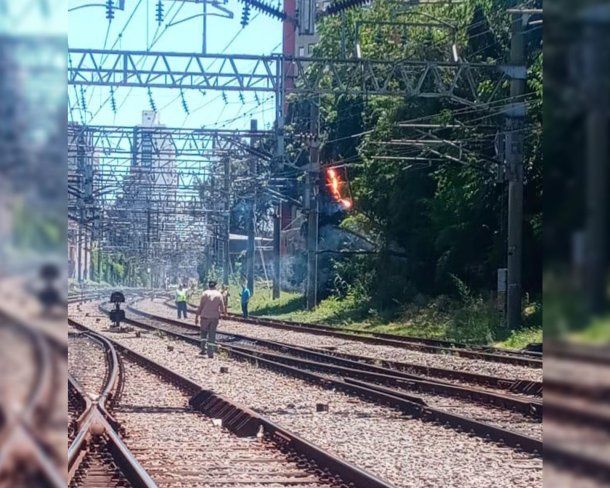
[97,212,103,283]
[273,204,281,298]
[83,233,89,282]
[223,157,231,286]
[583,5,610,313]
[505,12,527,329]
[246,119,257,293]
[272,56,286,300]
[76,131,86,284]
[77,210,83,283]
[306,99,320,310]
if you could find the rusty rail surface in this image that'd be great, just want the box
[0,314,66,488]
[108,304,542,455]
[164,296,542,367]
[68,317,396,488]
[129,304,542,418]
[67,331,158,488]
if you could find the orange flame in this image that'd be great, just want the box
[326,167,352,210]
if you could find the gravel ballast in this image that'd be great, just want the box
[142,299,542,382]
[70,301,542,488]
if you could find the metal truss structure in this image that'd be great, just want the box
[66,2,528,294]
[68,124,273,160]
[68,122,266,283]
[68,48,517,104]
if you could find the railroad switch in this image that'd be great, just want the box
[316,403,329,412]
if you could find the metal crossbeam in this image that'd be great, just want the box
[68,49,281,92]
[68,124,273,159]
[67,48,515,103]
[290,57,517,104]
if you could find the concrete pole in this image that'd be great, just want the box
[583,5,610,313]
[306,100,320,310]
[506,13,527,329]
[223,157,231,286]
[273,205,281,299]
[246,119,257,293]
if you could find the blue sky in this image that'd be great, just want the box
[68,0,282,129]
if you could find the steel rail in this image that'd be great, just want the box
[163,299,543,395]
[227,311,542,358]
[546,340,610,366]
[172,298,542,367]
[224,313,543,366]
[545,443,610,482]
[128,304,542,418]
[67,332,158,488]
[0,315,66,488]
[104,306,542,454]
[68,317,396,488]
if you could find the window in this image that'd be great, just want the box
[309,43,315,55]
[299,46,305,57]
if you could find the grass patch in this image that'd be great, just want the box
[199,281,542,348]
[495,328,542,350]
[569,316,610,344]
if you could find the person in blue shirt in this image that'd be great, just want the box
[240,282,251,318]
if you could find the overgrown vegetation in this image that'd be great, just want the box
[274,0,543,344]
[212,280,541,348]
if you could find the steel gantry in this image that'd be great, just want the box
[68,2,533,313]
[67,121,269,286]
[68,48,518,104]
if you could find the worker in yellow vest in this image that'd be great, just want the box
[175,284,189,319]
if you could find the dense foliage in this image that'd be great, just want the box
[288,0,542,317]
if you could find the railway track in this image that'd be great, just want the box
[0,313,66,487]
[226,312,543,359]
[543,342,610,484]
[122,301,543,447]
[69,299,543,487]
[150,299,542,394]
[68,330,156,487]
[94,297,543,447]
[165,296,542,368]
[167,295,542,365]
[68,320,395,488]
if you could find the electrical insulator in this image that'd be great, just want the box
[239,93,245,104]
[241,2,251,27]
[237,0,285,21]
[79,86,87,112]
[155,0,164,25]
[147,87,157,112]
[105,0,114,20]
[222,91,228,104]
[180,89,189,114]
[110,86,117,113]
